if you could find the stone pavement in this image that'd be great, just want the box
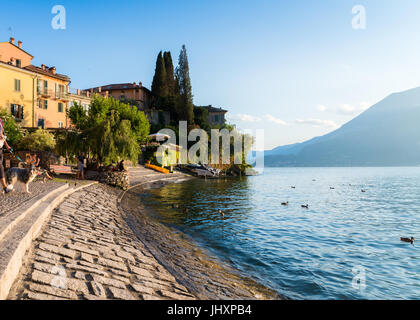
[0,181,65,218]
[8,183,196,300]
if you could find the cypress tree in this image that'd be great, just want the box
[163,51,176,96]
[175,45,194,124]
[151,51,168,107]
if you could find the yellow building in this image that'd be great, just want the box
[0,60,37,127]
[0,37,71,129]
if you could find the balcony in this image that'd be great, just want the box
[55,91,70,101]
[37,87,53,97]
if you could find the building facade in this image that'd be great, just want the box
[201,105,228,126]
[83,82,171,125]
[84,82,152,111]
[0,37,72,129]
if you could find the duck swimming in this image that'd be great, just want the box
[291,186,296,189]
[401,237,414,244]
[218,209,225,217]
[281,201,289,206]
[301,204,309,209]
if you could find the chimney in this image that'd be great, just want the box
[77,89,80,95]
[98,86,102,93]
[133,82,136,86]
[41,64,46,70]
[18,41,22,48]
[105,91,109,98]
[139,81,142,87]
[51,67,56,75]
[9,37,15,44]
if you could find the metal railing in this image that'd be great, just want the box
[37,87,53,97]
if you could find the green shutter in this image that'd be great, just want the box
[44,100,48,109]
[58,103,63,112]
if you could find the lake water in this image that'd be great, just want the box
[140,167,420,299]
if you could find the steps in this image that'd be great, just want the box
[0,182,97,300]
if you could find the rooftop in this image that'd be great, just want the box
[84,82,151,93]
[197,105,228,113]
[24,64,70,81]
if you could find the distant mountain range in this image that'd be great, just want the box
[259,86,420,167]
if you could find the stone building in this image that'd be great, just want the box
[200,105,228,126]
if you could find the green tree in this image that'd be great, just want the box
[65,96,150,165]
[193,107,210,131]
[175,45,194,124]
[163,51,176,96]
[0,110,24,146]
[19,128,56,152]
[151,51,168,108]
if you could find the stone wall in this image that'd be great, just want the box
[86,170,129,190]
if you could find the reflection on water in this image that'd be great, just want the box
[140,167,420,299]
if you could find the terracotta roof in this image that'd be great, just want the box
[24,65,70,81]
[85,83,151,93]
[197,105,228,113]
[0,60,36,74]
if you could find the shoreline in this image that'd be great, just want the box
[119,173,283,300]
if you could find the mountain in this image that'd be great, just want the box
[263,86,420,167]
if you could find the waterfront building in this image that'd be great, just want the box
[84,82,152,111]
[0,37,71,129]
[199,105,228,126]
[83,83,171,125]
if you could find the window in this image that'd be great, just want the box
[10,104,24,120]
[214,115,219,122]
[58,102,63,112]
[16,59,21,68]
[14,79,21,92]
[58,121,64,128]
[44,100,48,109]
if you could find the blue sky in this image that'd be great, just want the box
[1,0,420,149]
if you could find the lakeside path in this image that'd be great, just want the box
[0,181,65,218]
[7,167,279,300]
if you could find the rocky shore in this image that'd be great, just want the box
[7,167,280,300]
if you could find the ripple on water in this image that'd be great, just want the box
[141,167,420,299]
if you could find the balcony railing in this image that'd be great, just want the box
[55,91,70,101]
[37,87,53,97]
